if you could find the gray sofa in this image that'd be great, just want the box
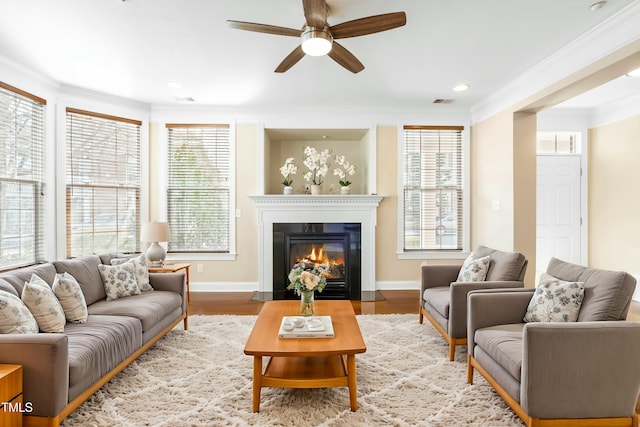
[0,254,187,427]
[467,257,640,427]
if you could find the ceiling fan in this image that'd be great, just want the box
[227,0,406,73]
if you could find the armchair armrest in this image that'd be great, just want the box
[521,321,640,419]
[421,263,461,293]
[0,333,69,417]
[467,288,535,356]
[448,280,524,338]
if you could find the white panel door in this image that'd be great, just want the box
[536,155,581,274]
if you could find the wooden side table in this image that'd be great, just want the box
[149,263,191,329]
[0,364,23,426]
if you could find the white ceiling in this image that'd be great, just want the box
[0,0,638,110]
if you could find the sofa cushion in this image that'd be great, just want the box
[21,274,66,333]
[546,257,586,282]
[0,289,39,334]
[54,255,106,305]
[0,278,18,298]
[475,246,527,281]
[523,276,584,323]
[474,323,525,381]
[65,314,142,401]
[97,262,141,301]
[423,286,450,319]
[0,263,57,297]
[577,267,635,321]
[457,253,490,282]
[111,254,153,292]
[87,291,182,332]
[52,272,88,323]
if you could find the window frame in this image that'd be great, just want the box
[160,122,236,261]
[0,81,47,270]
[396,124,470,260]
[64,107,142,258]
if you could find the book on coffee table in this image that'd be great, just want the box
[278,316,335,338]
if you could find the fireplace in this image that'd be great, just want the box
[273,223,361,300]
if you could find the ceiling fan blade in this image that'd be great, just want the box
[226,20,302,37]
[328,42,364,74]
[330,12,406,39]
[275,46,306,73]
[303,0,328,28]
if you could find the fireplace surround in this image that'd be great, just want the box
[250,195,384,301]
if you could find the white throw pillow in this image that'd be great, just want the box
[456,253,490,282]
[111,254,153,292]
[0,289,39,334]
[21,274,66,333]
[523,275,585,322]
[52,272,88,323]
[98,262,141,301]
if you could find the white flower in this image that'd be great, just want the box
[302,146,331,185]
[332,154,356,187]
[279,157,297,186]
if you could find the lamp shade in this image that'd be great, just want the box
[140,222,170,243]
[301,26,332,56]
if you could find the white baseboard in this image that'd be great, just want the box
[189,281,421,293]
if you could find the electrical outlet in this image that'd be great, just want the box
[330,184,335,192]
[196,264,203,273]
[305,184,310,193]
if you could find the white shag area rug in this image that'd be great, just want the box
[61,314,524,427]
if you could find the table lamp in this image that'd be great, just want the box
[141,221,170,267]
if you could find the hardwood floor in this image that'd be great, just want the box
[189,290,640,321]
[188,290,420,316]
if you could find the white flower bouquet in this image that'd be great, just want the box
[333,154,356,187]
[279,157,297,186]
[287,262,328,295]
[302,146,331,185]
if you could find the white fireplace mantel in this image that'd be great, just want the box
[250,195,384,300]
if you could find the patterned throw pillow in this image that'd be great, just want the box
[52,272,88,323]
[523,275,585,322]
[0,289,39,334]
[21,274,66,333]
[98,262,141,301]
[456,253,490,282]
[111,254,153,292]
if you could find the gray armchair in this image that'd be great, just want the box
[419,246,527,361]
[467,258,640,427]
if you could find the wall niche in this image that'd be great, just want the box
[263,128,374,195]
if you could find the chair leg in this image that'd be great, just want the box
[467,354,474,384]
[448,341,456,361]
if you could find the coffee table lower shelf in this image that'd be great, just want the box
[252,354,358,412]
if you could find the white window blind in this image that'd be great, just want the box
[166,124,230,253]
[66,108,141,257]
[403,125,464,251]
[0,82,46,270]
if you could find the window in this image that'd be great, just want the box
[66,108,141,257]
[166,124,231,253]
[0,82,46,270]
[401,125,464,252]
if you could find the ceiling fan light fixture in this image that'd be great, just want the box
[301,26,333,56]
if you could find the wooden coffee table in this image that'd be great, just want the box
[244,300,366,412]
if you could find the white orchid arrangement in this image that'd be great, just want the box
[279,157,297,186]
[302,146,331,185]
[333,154,356,187]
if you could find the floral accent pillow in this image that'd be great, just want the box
[456,253,490,282]
[98,262,141,301]
[111,254,153,292]
[21,274,66,333]
[523,275,585,322]
[52,272,88,323]
[0,289,39,334]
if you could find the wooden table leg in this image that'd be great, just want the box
[252,356,262,412]
[347,354,358,411]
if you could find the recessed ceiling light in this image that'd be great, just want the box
[453,83,469,92]
[590,1,607,11]
[626,67,640,77]
[174,97,195,103]
[167,81,183,89]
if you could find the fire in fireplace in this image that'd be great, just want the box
[273,223,361,300]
